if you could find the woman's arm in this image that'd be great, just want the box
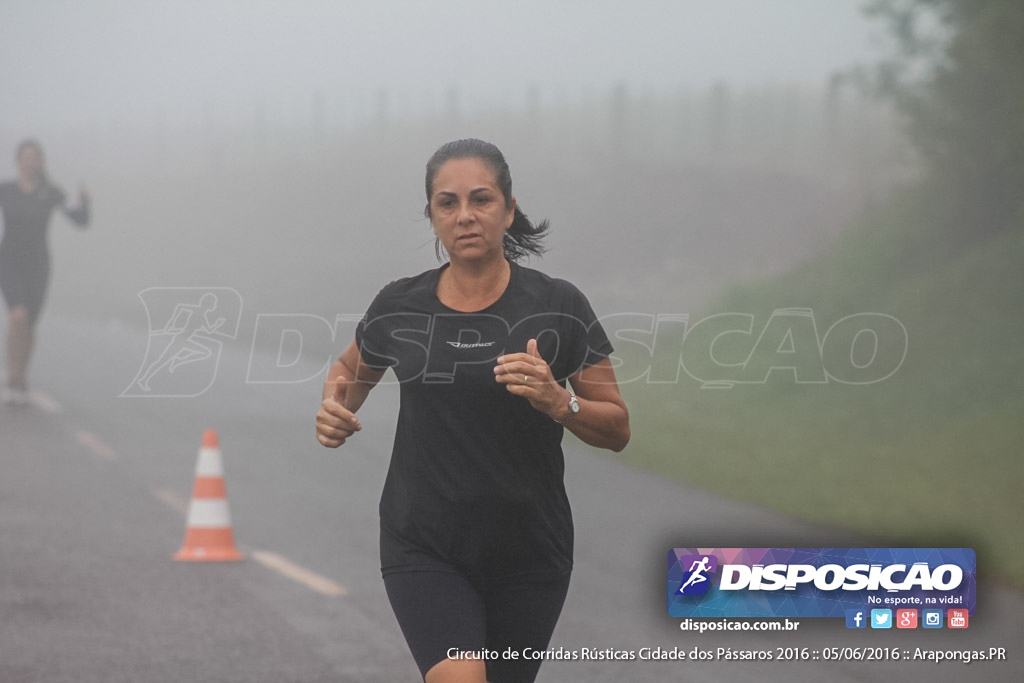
[315,339,385,448]
[62,186,90,227]
[495,339,630,452]
[562,358,630,452]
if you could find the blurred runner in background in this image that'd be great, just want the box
[0,140,90,406]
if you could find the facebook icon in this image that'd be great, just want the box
[845,609,867,629]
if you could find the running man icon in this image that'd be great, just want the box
[679,557,711,592]
[123,287,242,398]
[677,554,718,595]
[136,293,225,391]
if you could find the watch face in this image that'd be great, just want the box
[569,398,580,413]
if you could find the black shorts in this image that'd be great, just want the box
[383,568,571,682]
[0,252,50,325]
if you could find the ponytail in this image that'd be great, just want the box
[502,206,549,261]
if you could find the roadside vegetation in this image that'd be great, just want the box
[616,0,1024,588]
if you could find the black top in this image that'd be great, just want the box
[356,261,613,581]
[0,181,89,264]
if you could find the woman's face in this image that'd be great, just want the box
[429,157,515,264]
[17,145,44,182]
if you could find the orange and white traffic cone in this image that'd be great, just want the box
[174,429,244,562]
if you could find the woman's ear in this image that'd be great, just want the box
[507,196,517,228]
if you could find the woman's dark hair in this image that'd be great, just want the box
[424,138,549,262]
[16,139,43,160]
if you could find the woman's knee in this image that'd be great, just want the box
[424,656,488,683]
[8,306,29,326]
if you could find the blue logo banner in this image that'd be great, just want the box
[667,548,976,618]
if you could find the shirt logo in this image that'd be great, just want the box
[446,341,496,349]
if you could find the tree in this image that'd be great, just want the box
[866,0,1024,236]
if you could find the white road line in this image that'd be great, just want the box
[152,488,189,515]
[152,490,345,598]
[76,431,118,461]
[29,391,62,413]
[252,550,348,597]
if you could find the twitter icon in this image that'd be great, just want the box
[870,609,893,629]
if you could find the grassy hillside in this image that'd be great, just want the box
[615,184,1024,588]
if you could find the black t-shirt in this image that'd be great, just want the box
[356,261,613,582]
[0,181,88,265]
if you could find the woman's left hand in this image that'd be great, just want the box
[494,338,569,419]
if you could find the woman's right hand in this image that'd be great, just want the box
[315,375,362,447]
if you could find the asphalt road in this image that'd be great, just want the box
[1,314,1021,682]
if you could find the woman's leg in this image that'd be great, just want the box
[6,305,33,391]
[2,258,47,396]
[480,575,571,683]
[423,658,487,683]
[383,570,571,683]
[384,570,489,683]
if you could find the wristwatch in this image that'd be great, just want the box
[554,391,580,425]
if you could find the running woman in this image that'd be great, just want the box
[316,138,629,683]
[0,140,90,405]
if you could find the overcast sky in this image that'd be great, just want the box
[1,0,884,129]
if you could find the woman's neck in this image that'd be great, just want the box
[17,174,41,194]
[437,256,511,312]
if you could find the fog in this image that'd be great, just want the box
[0,0,902,350]
[2,1,879,127]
